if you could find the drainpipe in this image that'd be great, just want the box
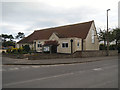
[34,42,36,52]
[81,39,84,51]
[70,39,73,54]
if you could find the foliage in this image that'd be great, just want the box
[2,34,9,42]
[2,34,14,41]
[23,45,30,53]
[98,28,120,52]
[99,44,106,50]
[11,48,18,54]
[6,46,30,54]
[112,28,120,45]
[15,32,25,39]
[109,44,116,50]
[8,35,14,41]
[6,48,12,53]
[18,47,23,54]
[2,41,15,47]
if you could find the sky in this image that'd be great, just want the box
[118,1,120,28]
[0,0,120,38]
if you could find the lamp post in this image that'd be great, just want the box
[106,9,110,56]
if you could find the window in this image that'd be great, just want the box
[92,30,95,43]
[38,44,42,48]
[77,42,79,47]
[62,42,68,48]
[43,46,50,52]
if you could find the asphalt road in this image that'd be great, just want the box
[2,57,118,88]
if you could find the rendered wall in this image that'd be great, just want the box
[84,22,99,50]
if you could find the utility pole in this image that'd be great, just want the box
[106,9,110,56]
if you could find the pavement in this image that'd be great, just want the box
[2,57,118,88]
[2,55,119,65]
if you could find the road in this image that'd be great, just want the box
[2,57,118,88]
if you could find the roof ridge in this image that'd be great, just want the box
[35,20,94,32]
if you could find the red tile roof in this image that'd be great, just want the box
[18,20,94,43]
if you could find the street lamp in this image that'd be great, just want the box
[106,9,110,56]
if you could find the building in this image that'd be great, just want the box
[17,20,99,54]
[118,1,120,28]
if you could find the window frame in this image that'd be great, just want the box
[62,42,68,48]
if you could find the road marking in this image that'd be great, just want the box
[9,68,19,71]
[21,66,29,69]
[4,72,74,86]
[21,66,30,69]
[31,66,40,68]
[93,68,102,71]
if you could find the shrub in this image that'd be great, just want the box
[118,44,120,53]
[18,47,23,54]
[99,44,106,50]
[23,45,30,53]
[11,48,18,54]
[109,44,116,50]
[6,48,12,53]
[2,51,5,54]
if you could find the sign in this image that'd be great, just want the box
[43,46,50,52]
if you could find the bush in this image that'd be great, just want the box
[2,51,5,54]
[6,48,12,53]
[22,51,28,54]
[11,48,18,54]
[23,45,30,53]
[18,47,23,54]
[99,44,106,50]
[6,45,31,54]
[109,44,116,50]
[118,44,120,53]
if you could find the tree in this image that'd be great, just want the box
[2,41,15,47]
[16,32,25,39]
[98,29,114,50]
[112,28,120,46]
[98,29,107,49]
[8,35,14,41]
[2,34,9,42]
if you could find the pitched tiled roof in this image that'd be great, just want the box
[18,20,94,43]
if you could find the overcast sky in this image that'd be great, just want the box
[1,0,120,38]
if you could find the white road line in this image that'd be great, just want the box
[4,72,74,86]
[93,68,102,71]
[21,66,30,69]
[9,68,19,71]
[21,66,29,69]
[31,66,40,68]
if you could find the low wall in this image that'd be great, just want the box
[28,53,72,60]
[2,50,118,60]
[76,50,118,58]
